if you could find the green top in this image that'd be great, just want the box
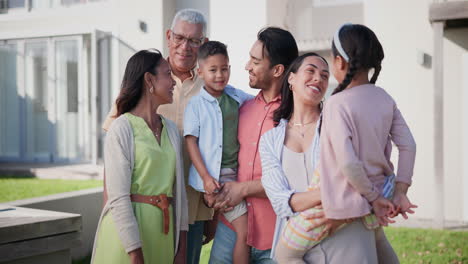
[93,113,176,263]
[127,113,175,196]
[217,92,239,168]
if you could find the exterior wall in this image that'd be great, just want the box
[443,27,468,222]
[0,0,167,109]
[364,0,468,223]
[208,0,267,94]
[176,0,210,37]
[0,1,164,48]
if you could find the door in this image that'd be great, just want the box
[0,42,22,160]
[54,37,84,162]
[24,39,52,162]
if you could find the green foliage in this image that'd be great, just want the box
[0,178,102,203]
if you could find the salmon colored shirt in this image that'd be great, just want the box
[235,91,281,250]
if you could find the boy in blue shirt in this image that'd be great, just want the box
[184,41,252,263]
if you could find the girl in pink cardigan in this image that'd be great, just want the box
[320,23,417,261]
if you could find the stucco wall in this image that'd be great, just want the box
[364,0,468,223]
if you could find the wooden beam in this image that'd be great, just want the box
[430,1,468,22]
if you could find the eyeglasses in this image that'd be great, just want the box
[170,31,204,48]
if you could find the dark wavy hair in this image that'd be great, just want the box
[257,27,298,70]
[114,49,164,116]
[273,52,328,126]
[331,24,384,95]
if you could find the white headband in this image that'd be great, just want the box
[333,23,352,62]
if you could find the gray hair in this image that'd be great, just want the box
[171,9,207,36]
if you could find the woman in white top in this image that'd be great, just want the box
[260,52,383,263]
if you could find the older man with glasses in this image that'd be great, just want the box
[102,9,211,264]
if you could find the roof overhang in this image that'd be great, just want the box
[429,1,468,28]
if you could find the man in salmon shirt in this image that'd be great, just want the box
[207,27,298,263]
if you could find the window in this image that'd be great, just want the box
[8,0,25,8]
[313,0,362,7]
[61,0,102,6]
[30,0,52,9]
[0,44,21,158]
[61,0,85,6]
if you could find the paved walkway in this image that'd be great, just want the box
[0,163,104,180]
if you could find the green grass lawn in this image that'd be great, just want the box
[199,227,467,264]
[385,226,467,264]
[0,177,103,203]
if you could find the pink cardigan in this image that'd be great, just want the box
[319,84,416,219]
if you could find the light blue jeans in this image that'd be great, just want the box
[209,221,276,264]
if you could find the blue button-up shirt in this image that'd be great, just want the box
[184,85,253,192]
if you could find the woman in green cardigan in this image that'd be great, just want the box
[92,49,188,264]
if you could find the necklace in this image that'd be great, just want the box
[290,124,314,138]
[289,119,317,138]
[150,115,162,140]
[291,120,316,127]
[152,127,161,139]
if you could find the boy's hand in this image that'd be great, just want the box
[392,192,417,219]
[372,196,396,226]
[203,176,221,194]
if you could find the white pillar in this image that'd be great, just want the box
[91,30,98,165]
[433,21,444,228]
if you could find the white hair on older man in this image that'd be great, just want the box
[171,9,207,36]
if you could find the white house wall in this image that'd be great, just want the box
[0,0,168,103]
[443,27,468,222]
[208,0,267,94]
[364,0,468,223]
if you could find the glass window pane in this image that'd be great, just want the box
[7,0,25,8]
[0,44,21,158]
[61,0,86,6]
[31,0,52,8]
[25,41,50,160]
[56,40,79,160]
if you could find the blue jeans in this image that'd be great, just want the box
[209,221,275,264]
[187,221,205,264]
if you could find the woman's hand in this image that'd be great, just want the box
[303,209,350,240]
[129,248,144,264]
[289,188,321,213]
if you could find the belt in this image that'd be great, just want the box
[130,194,173,234]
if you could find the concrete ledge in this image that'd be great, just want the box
[0,206,81,263]
[0,232,80,262]
[5,187,103,207]
[1,187,104,260]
